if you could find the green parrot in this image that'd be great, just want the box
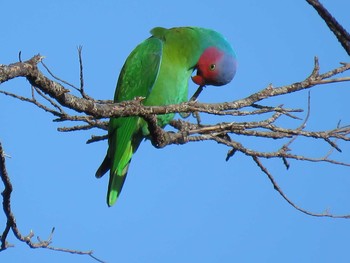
[96,26,237,206]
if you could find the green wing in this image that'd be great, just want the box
[114,38,162,102]
[96,37,163,206]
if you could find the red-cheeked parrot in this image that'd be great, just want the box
[96,27,237,206]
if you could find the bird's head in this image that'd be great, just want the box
[192,46,237,87]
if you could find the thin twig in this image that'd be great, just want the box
[0,142,106,262]
[306,0,350,55]
[86,134,108,144]
[41,60,79,91]
[253,156,350,218]
[77,46,93,100]
[0,89,62,117]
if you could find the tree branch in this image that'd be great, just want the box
[1,50,350,221]
[306,0,350,55]
[0,142,105,262]
[252,156,350,218]
[1,56,350,120]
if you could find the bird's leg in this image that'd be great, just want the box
[192,111,202,125]
[191,85,204,124]
[180,85,205,120]
[189,85,204,102]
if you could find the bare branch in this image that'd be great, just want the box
[252,156,350,218]
[1,55,350,119]
[306,0,350,55]
[0,142,105,262]
[41,60,79,91]
[86,134,108,144]
[1,54,350,218]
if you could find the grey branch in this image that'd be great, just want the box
[1,55,350,119]
[1,53,350,220]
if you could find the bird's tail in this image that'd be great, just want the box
[95,149,131,206]
[105,117,143,206]
[95,155,110,179]
[107,141,133,206]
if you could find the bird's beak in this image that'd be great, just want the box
[191,74,205,86]
[191,66,206,86]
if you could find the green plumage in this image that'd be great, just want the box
[96,27,236,206]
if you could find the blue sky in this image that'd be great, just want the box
[1,1,350,262]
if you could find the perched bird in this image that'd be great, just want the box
[96,26,237,206]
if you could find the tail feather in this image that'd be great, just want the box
[107,139,134,206]
[95,155,110,178]
[107,162,130,206]
[98,116,143,206]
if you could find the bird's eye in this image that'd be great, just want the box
[209,64,216,71]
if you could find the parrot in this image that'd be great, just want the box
[96,26,237,206]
